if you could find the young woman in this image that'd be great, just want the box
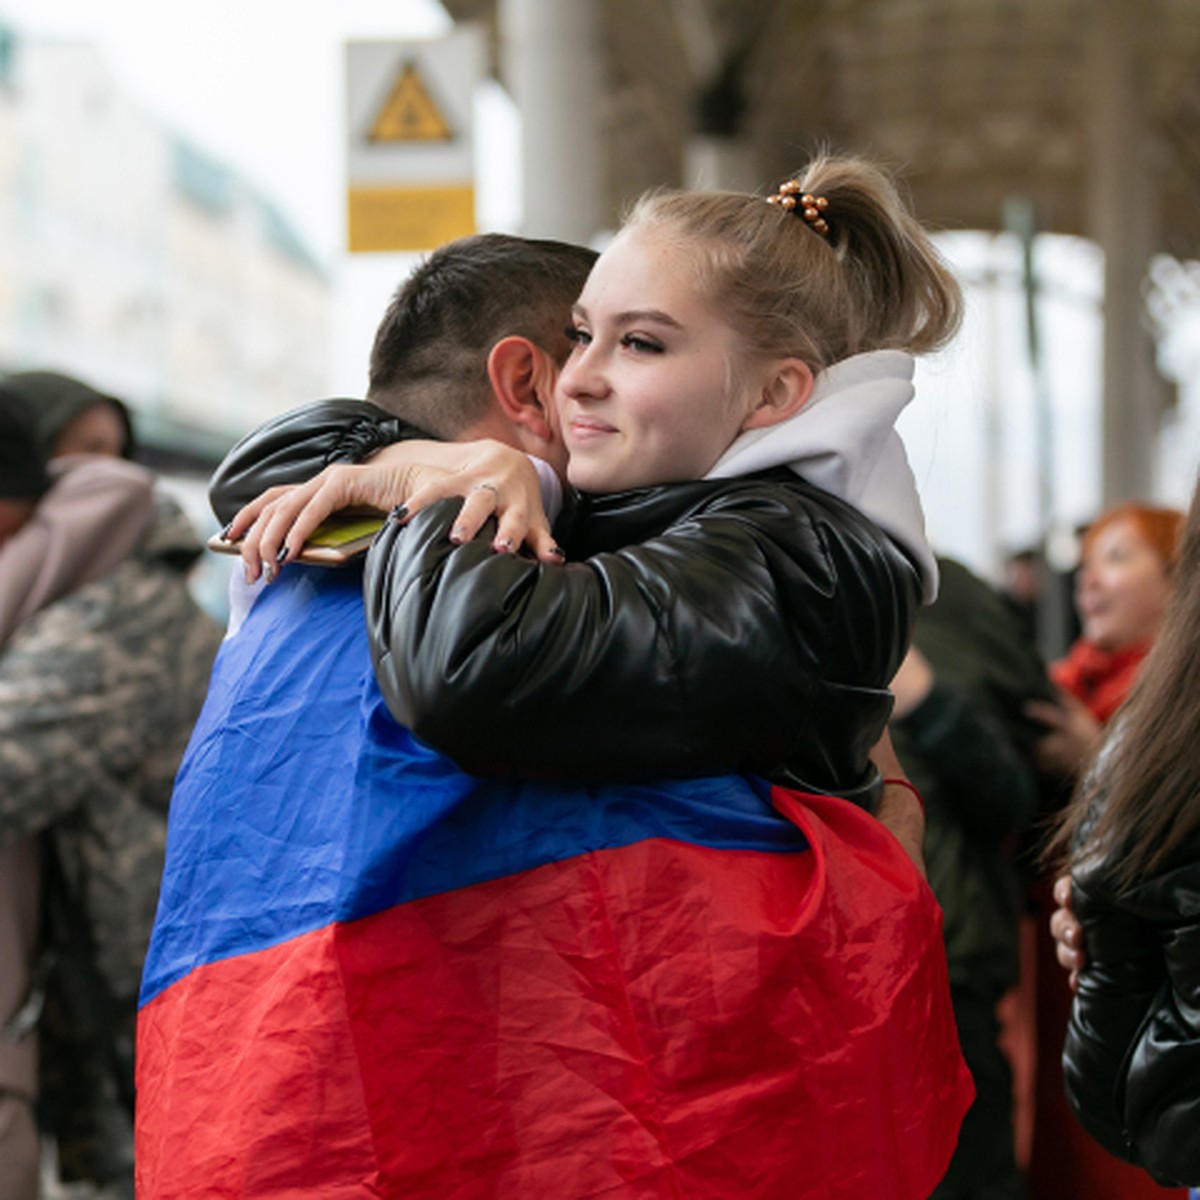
[214,156,972,1196]
[1045,476,1200,1193]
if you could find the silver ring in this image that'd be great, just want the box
[472,482,499,497]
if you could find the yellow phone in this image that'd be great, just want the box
[208,513,385,565]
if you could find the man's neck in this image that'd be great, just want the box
[456,411,523,451]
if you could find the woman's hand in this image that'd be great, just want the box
[1026,687,1102,778]
[223,439,562,583]
[1049,874,1085,992]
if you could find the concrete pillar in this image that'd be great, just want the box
[498,0,606,244]
[1087,0,1160,505]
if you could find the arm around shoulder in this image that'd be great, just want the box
[208,399,412,523]
[365,477,910,788]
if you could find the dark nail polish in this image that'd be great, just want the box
[275,545,289,563]
[390,504,408,523]
[220,521,234,540]
[548,545,565,558]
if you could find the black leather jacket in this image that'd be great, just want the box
[1064,831,1200,1187]
[210,401,920,803]
[210,400,409,523]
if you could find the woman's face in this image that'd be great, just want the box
[52,402,128,458]
[1075,516,1173,651]
[555,225,766,493]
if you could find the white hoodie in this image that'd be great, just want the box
[706,349,938,602]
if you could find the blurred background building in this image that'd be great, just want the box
[0,20,331,473]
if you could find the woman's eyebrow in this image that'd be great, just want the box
[572,302,682,330]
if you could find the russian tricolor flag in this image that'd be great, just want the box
[137,566,971,1198]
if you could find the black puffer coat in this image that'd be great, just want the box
[210,400,920,803]
[209,399,407,523]
[365,469,917,800]
[1065,829,1200,1187]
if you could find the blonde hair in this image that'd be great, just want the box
[624,153,963,373]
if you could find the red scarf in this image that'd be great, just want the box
[1050,639,1151,723]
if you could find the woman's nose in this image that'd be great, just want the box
[559,344,606,400]
[1075,560,1099,597]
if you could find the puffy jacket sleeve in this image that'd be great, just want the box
[208,400,419,524]
[364,476,916,788]
[1064,864,1200,1186]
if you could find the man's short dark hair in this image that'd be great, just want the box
[367,233,597,438]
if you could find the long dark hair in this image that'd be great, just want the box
[1049,473,1200,889]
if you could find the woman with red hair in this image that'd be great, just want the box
[1029,503,1184,777]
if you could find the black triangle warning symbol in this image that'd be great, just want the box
[369,62,455,143]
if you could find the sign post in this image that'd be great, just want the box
[346,27,484,253]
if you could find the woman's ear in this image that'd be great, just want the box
[741,359,814,432]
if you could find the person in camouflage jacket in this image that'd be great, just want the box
[0,490,222,1194]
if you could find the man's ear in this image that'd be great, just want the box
[741,359,814,432]
[487,336,556,443]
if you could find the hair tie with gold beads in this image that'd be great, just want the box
[767,179,830,236]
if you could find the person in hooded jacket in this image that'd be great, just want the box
[0,385,156,1200]
[3,369,137,462]
[0,372,222,1197]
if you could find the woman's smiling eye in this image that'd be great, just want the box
[620,333,664,353]
[564,325,591,347]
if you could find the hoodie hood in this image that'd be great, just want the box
[706,349,937,602]
[2,370,136,461]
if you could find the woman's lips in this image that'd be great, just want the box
[568,416,617,440]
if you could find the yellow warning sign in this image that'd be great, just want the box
[348,183,475,252]
[368,62,454,143]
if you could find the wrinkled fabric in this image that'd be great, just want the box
[137,566,971,1199]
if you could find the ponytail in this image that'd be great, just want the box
[625,153,962,371]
